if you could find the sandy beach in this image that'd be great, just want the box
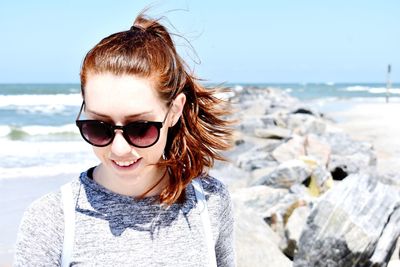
[327,101,400,174]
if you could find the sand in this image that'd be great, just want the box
[328,101,400,174]
[0,173,75,266]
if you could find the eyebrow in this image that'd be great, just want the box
[85,109,154,120]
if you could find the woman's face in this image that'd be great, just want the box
[83,73,184,196]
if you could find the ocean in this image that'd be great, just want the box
[1,82,400,181]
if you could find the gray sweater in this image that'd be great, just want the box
[14,168,235,266]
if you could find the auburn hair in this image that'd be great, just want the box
[80,13,234,205]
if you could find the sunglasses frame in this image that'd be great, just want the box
[75,101,172,148]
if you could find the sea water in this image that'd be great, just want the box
[1,82,400,181]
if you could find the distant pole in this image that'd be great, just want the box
[386,64,391,103]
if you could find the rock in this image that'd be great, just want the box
[388,260,400,267]
[321,132,376,157]
[209,163,250,190]
[285,113,327,135]
[272,135,306,163]
[253,159,312,189]
[370,206,400,264]
[293,171,400,267]
[328,153,376,179]
[308,164,334,196]
[284,205,311,259]
[291,107,315,115]
[254,127,292,140]
[231,185,289,218]
[233,201,292,267]
[305,134,331,166]
[238,117,265,135]
[301,157,334,196]
[237,142,281,171]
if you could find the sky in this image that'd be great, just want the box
[0,0,399,83]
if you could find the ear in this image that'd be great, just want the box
[169,93,186,127]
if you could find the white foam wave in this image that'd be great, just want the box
[343,86,371,92]
[0,124,79,137]
[0,139,98,179]
[0,161,98,180]
[22,124,79,135]
[0,140,91,157]
[0,93,82,108]
[342,86,400,94]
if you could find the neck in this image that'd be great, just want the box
[92,164,169,198]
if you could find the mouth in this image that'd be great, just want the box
[111,158,142,170]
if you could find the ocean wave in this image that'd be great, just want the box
[341,86,400,94]
[0,124,80,140]
[0,139,98,180]
[0,139,92,157]
[0,93,82,109]
[0,162,97,180]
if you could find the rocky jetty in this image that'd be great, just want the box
[210,86,400,267]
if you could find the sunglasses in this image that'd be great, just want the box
[75,101,171,148]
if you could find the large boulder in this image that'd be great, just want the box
[237,141,281,171]
[293,171,400,267]
[305,134,331,166]
[272,135,306,163]
[253,159,312,189]
[233,200,292,267]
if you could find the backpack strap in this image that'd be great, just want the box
[60,182,75,267]
[192,178,218,267]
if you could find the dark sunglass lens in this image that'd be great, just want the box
[81,121,113,146]
[125,123,159,147]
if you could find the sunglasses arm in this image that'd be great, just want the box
[76,101,85,121]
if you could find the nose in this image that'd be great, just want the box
[110,131,138,157]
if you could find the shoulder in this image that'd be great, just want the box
[199,175,231,202]
[22,189,62,221]
[15,183,71,265]
[196,175,233,221]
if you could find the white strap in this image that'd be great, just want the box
[192,178,218,267]
[60,183,75,267]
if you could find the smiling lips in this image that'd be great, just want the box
[113,158,140,167]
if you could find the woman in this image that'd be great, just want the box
[14,13,235,266]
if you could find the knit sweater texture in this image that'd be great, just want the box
[14,168,235,266]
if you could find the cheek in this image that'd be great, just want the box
[143,128,168,162]
[92,146,108,160]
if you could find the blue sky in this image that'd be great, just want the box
[0,0,399,83]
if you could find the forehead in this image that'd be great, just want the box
[84,73,163,113]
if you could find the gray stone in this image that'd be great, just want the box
[285,113,327,135]
[236,142,281,171]
[321,132,375,156]
[305,134,331,166]
[293,171,400,267]
[284,205,311,258]
[253,159,312,189]
[238,117,265,135]
[231,185,289,218]
[272,135,306,163]
[254,127,292,139]
[233,201,292,267]
[328,153,376,177]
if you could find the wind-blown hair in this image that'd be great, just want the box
[80,13,233,205]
